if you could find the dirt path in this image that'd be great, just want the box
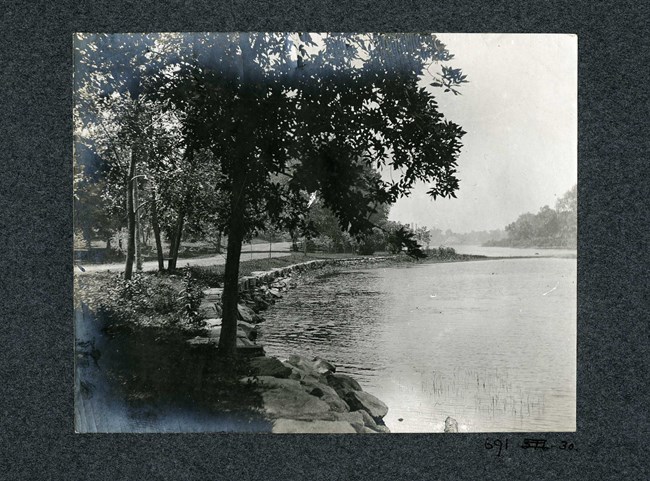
[75,241,293,275]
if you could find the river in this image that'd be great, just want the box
[258,247,576,433]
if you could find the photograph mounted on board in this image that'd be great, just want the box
[74,33,576,433]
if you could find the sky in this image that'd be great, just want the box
[388,34,577,232]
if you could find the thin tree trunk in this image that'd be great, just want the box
[134,177,142,272]
[124,148,137,280]
[167,146,194,271]
[215,231,222,254]
[167,210,185,271]
[151,191,165,272]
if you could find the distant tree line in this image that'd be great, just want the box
[424,226,507,246]
[484,185,577,248]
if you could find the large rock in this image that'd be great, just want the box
[331,411,364,430]
[286,355,325,381]
[285,363,305,381]
[237,304,255,323]
[344,391,388,421]
[236,335,254,347]
[372,424,391,433]
[357,409,379,430]
[270,279,288,291]
[203,318,222,328]
[242,376,303,390]
[202,288,223,303]
[261,386,331,418]
[357,426,380,434]
[272,419,356,434]
[268,288,282,298]
[248,357,292,378]
[312,357,336,375]
[205,326,222,339]
[204,326,253,342]
[326,373,362,398]
[237,321,257,341]
[444,416,459,433]
[198,301,219,318]
[300,379,349,413]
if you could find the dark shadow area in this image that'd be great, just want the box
[75,304,270,432]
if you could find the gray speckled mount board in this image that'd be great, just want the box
[1,1,648,479]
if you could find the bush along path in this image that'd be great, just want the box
[187,256,393,433]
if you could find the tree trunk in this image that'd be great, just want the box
[167,210,185,271]
[218,178,246,357]
[167,146,194,271]
[134,177,142,272]
[151,191,165,272]
[124,148,137,280]
[215,231,222,254]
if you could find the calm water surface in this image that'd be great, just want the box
[259,253,576,433]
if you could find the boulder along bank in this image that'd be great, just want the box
[187,256,393,433]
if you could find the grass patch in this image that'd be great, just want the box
[188,252,364,287]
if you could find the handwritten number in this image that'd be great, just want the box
[485,438,508,456]
[559,441,574,451]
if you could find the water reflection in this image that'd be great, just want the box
[259,257,576,433]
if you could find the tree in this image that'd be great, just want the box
[496,185,576,248]
[387,226,428,259]
[196,33,465,356]
[78,33,467,356]
[414,226,432,250]
[75,34,230,275]
[555,184,577,247]
[75,34,162,278]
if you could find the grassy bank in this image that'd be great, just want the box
[75,252,368,328]
[75,249,488,332]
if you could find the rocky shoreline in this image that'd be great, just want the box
[187,256,394,433]
[244,355,391,433]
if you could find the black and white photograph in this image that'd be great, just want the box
[73,32,577,433]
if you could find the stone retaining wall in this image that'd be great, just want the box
[238,255,391,293]
[189,256,393,350]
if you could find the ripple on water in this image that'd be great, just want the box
[259,259,576,433]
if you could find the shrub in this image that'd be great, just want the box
[97,273,180,327]
[434,246,456,259]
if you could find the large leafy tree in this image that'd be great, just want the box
[76,33,467,356]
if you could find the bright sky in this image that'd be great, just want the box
[389,34,577,232]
